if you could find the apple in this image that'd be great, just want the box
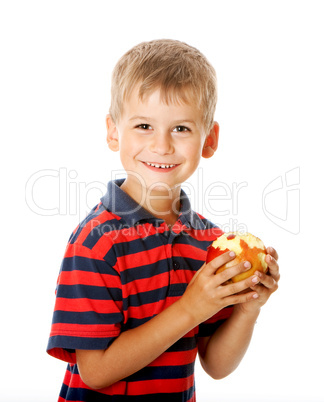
[206,232,268,283]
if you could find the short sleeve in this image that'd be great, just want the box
[47,242,123,363]
[198,306,233,338]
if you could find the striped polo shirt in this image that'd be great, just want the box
[47,179,233,402]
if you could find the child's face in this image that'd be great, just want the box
[107,87,218,200]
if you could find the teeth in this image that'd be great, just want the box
[146,162,175,168]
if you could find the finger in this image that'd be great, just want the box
[255,270,279,291]
[265,254,280,282]
[266,246,279,261]
[213,260,252,286]
[204,250,236,275]
[224,289,259,306]
[218,273,261,297]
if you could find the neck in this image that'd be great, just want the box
[121,179,181,226]
[145,187,181,226]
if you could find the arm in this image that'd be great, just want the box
[76,299,195,389]
[198,247,280,379]
[76,251,260,389]
[198,306,260,379]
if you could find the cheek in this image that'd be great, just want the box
[188,143,204,165]
[183,138,205,156]
[120,135,139,155]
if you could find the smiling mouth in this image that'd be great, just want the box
[144,162,177,169]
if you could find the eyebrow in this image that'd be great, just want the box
[129,116,197,126]
[129,116,154,122]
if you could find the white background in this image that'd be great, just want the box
[1,0,323,401]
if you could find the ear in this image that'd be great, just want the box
[202,122,219,158]
[106,114,119,152]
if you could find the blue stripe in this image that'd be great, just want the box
[124,285,169,306]
[56,284,122,301]
[52,310,123,325]
[119,260,169,284]
[176,235,212,250]
[167,336,197,352]
[122,283,187,312]
[112,234,166,258]
[199,319,227,337]
[82,218,124,249]
[48,335,116,354]
[61,256,119,276]
[126,361,195,382]
[70,204,106,244]
[60,378,195,402]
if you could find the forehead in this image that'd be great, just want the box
[123,86,204,121]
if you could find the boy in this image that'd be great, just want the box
[47,39,279,401]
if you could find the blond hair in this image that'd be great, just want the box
[109,39,217,131]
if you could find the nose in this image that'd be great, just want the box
[149,131,174,155]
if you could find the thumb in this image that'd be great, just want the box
[204,250,236,276]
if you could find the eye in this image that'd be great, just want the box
[173,125,191,133]
[136,124,152,130]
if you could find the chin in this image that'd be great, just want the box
[206,232,268,283]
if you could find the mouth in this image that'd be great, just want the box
[142,161,179,170]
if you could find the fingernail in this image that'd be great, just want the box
[244,261,251,270]
[253,293,259,299]
[251,275,259,284]
[229,251,236,258]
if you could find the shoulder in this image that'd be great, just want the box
[195,212,218,229]
[65,202,128,262]
[192,211,224,241]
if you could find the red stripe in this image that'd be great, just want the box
[91,221,168,256]
[76,208,115,244]
[93,222,158,245]
[50,323,120,337]
[62,365,72,383]
[204,306,234,324]
[123,299,202,326]
[170,269,195,286]
[64,243,102,260]
[149,349,197,367]
[123,271,169,295]
[125,299,165,319]
[58,270,120,287]
[48,347,76,364]
[90,233,115,257]
[172,243,206,260]
[118,245,167,270]
[191,225,224,241]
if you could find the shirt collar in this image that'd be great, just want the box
[101,179,206,230]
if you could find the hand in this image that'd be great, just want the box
[235,246,280,315]
[179,251,262,325]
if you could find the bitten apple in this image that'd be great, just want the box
[206,232,268,283]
